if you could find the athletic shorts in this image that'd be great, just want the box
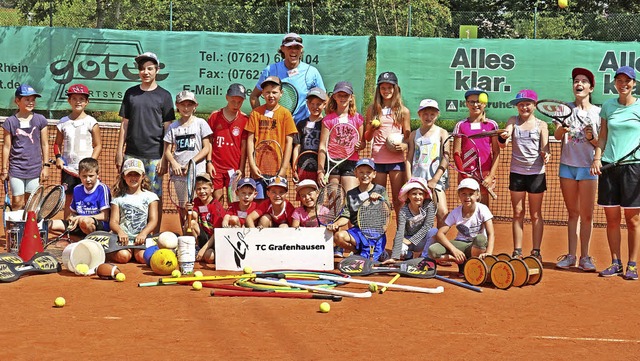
[559,164,597,181]
[374,161,406,173]
[212,169,232,190]
[197,231,210,248]
[124,155,162,197]
[62,218,108,238]
[329,160,356,178]
[9,176,39,197]
[509,172,546,193]
[347,226,388,262]
[598,162,640,208]
[426,236,487,259]
[61,172,81,194]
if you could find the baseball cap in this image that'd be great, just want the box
[135,52,159,66]
[261,76,281,89]
[196,173,212,183]
[176,90,197,104]
[355,158,375,170]
[122,158,145,175]
[615,66,636,80]
[306,87,328,101]
[332,81,353,95]
[237,177,257,190]
[15,84,41,98]
[572,67,595,87]
[227,83,247,99]
[296,179,318,192]
[464,87,487,99]
[377,72,398,85]
[418,99,439,112]
[66,84,90,96]
[458,178,480,191]
[510,89,538,105]
[267,176,288,189]
[282,33,303,47]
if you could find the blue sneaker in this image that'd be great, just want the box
[623,264,638,280]
[599,263,623,277]
[334,247,345,258]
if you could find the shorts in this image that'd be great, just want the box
[124,155,162,197]
[347,227,388,262]
[329,160,356,178]
[509,172,546,193]
[559,164,597,181]
[61,172,81,194]
[212,169,232,190]
[598,162,640,208]
[197,231,210,248]
[9,176,39,197]
[62,218,108,238]
[426,236,487,259]
[374,162,406,173]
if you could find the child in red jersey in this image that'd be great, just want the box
[246,176,295,228]
[186,174,224,264]
[223,177,258,227]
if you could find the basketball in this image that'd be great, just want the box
[157,232,178,249]
[385,133,404,152]
[143,245,160,267]
[150,249,179,275]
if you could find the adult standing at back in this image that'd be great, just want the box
[250,33,325,125]
[116,52,175,232]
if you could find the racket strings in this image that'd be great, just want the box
[358,200,391,239]
[327,126,358,160]
[38,188,64,220]
[170,177,190,208]
[316,184,346,225]
[256,147,281,176]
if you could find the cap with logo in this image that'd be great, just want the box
[377,72,398,85]
[355,158,376,169]
[267,176,288,189]
[237,177,257,190]
[135,52,159,66]
[306,87,328,101]
[510,89,538,106]
[332,81,353,95]
[282,33,303,47]
[122,158,145,175]
[261,76,282,89]
[417,99,439,112]
[15,84,41,98]
[227,83,247,99]
[176,90,198,104]
[66,84,90,97]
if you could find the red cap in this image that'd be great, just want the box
[66,84,90,96]
[572,68,595,87]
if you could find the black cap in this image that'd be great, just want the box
[377,72,398,85]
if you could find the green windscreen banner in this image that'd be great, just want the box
[377,36,639,121]
[0,27,368,113]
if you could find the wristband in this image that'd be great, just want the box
[53,144,60,156]
[55,154,62,159]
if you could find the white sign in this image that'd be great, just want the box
[214,228,334,271]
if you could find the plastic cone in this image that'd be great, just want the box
[19,210,43,260]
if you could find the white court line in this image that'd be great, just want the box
[447,331,640,344]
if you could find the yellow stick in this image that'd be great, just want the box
[380,274,401,294]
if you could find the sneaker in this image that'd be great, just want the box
[530,249,542,262]
[578,256,597,272]
[512,249,523,258]
[599,263,623,277]
[334,247,345,258]
[556,254,576,269]
[623,265,638,280]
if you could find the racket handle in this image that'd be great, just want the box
[487,188,498,200]
[186,210,192,233]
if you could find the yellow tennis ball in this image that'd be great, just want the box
[115,273,126,282]
[171,269,182,278]
[371,119,381,128]
[319,302,330,313]
[194,271,204,278]
[75,263,89,275]
[54,297,66,308]
[243,266,253,274]
[478,92,488,104]
[558,0,568,9]
[368,283,378,292]
[192,281,203,290]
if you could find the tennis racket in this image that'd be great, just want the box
[443,134,498,199]
[293,150,318,183]
[536,99,578,127]
[227,170,241,204]
[280,82,299,113]
[36,185,65,222]
[357,197,392,260]
[338,255,437,279]
[468,129,507,139]
[316,183,347,226]
[22,185,44,221]
[601,140,640,171]
[185,160,197,233]
[84,231,158,254]
[3,180,10,229]
[323,123,359,183]
[254,139,283,183]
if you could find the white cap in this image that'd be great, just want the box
[418,99,439,111]
[458,178,480,191]
[296,179,318,192]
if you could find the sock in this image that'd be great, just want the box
[628,261,636,267]
[514,248,522,253]
[613,259,622,265]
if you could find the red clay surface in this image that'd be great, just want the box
[2,214,640,360]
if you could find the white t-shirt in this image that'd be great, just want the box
[559,104,601,168]
[111,190,159,243]
[445,202,493,242]
[163,117,213,175]
[56,115,98,172]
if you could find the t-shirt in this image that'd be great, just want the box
[254,200,296,226]
[599,98,640,164]
[119,85,175,159]
[163,116,212,175]
[255,61,325,124]
[207,109,249,171]
[453,118,500,173]
[292,206,319,227]
[111,190,159,243]
[226,201,258,226]
[322,113,364,162]
[559,104,601,168]
[371,109,404,164]
[445,202,493,242]
[193,197,224,237]
[2,113,48,179]
[70,180,111,231]
[341,184,388,226]
[295,117,323,152]
[56,114,98,173]
[245,105,297,147]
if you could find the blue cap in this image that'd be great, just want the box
[15,84,41,98]
[237,177,257,190]
[267,176,288,189]
[464,87,486,99]
[615,66,636,80]
[355,158,375,169]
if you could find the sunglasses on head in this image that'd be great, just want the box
[283,36,303,45]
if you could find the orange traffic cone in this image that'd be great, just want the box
[19,210,43,260]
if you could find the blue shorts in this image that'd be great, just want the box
[559,164,597,181]
[375,162,406,173]
[347,226,387,261]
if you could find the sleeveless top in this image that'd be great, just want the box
[371,109,404,164]
[412,128,449,190]
[511,117,545,175]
